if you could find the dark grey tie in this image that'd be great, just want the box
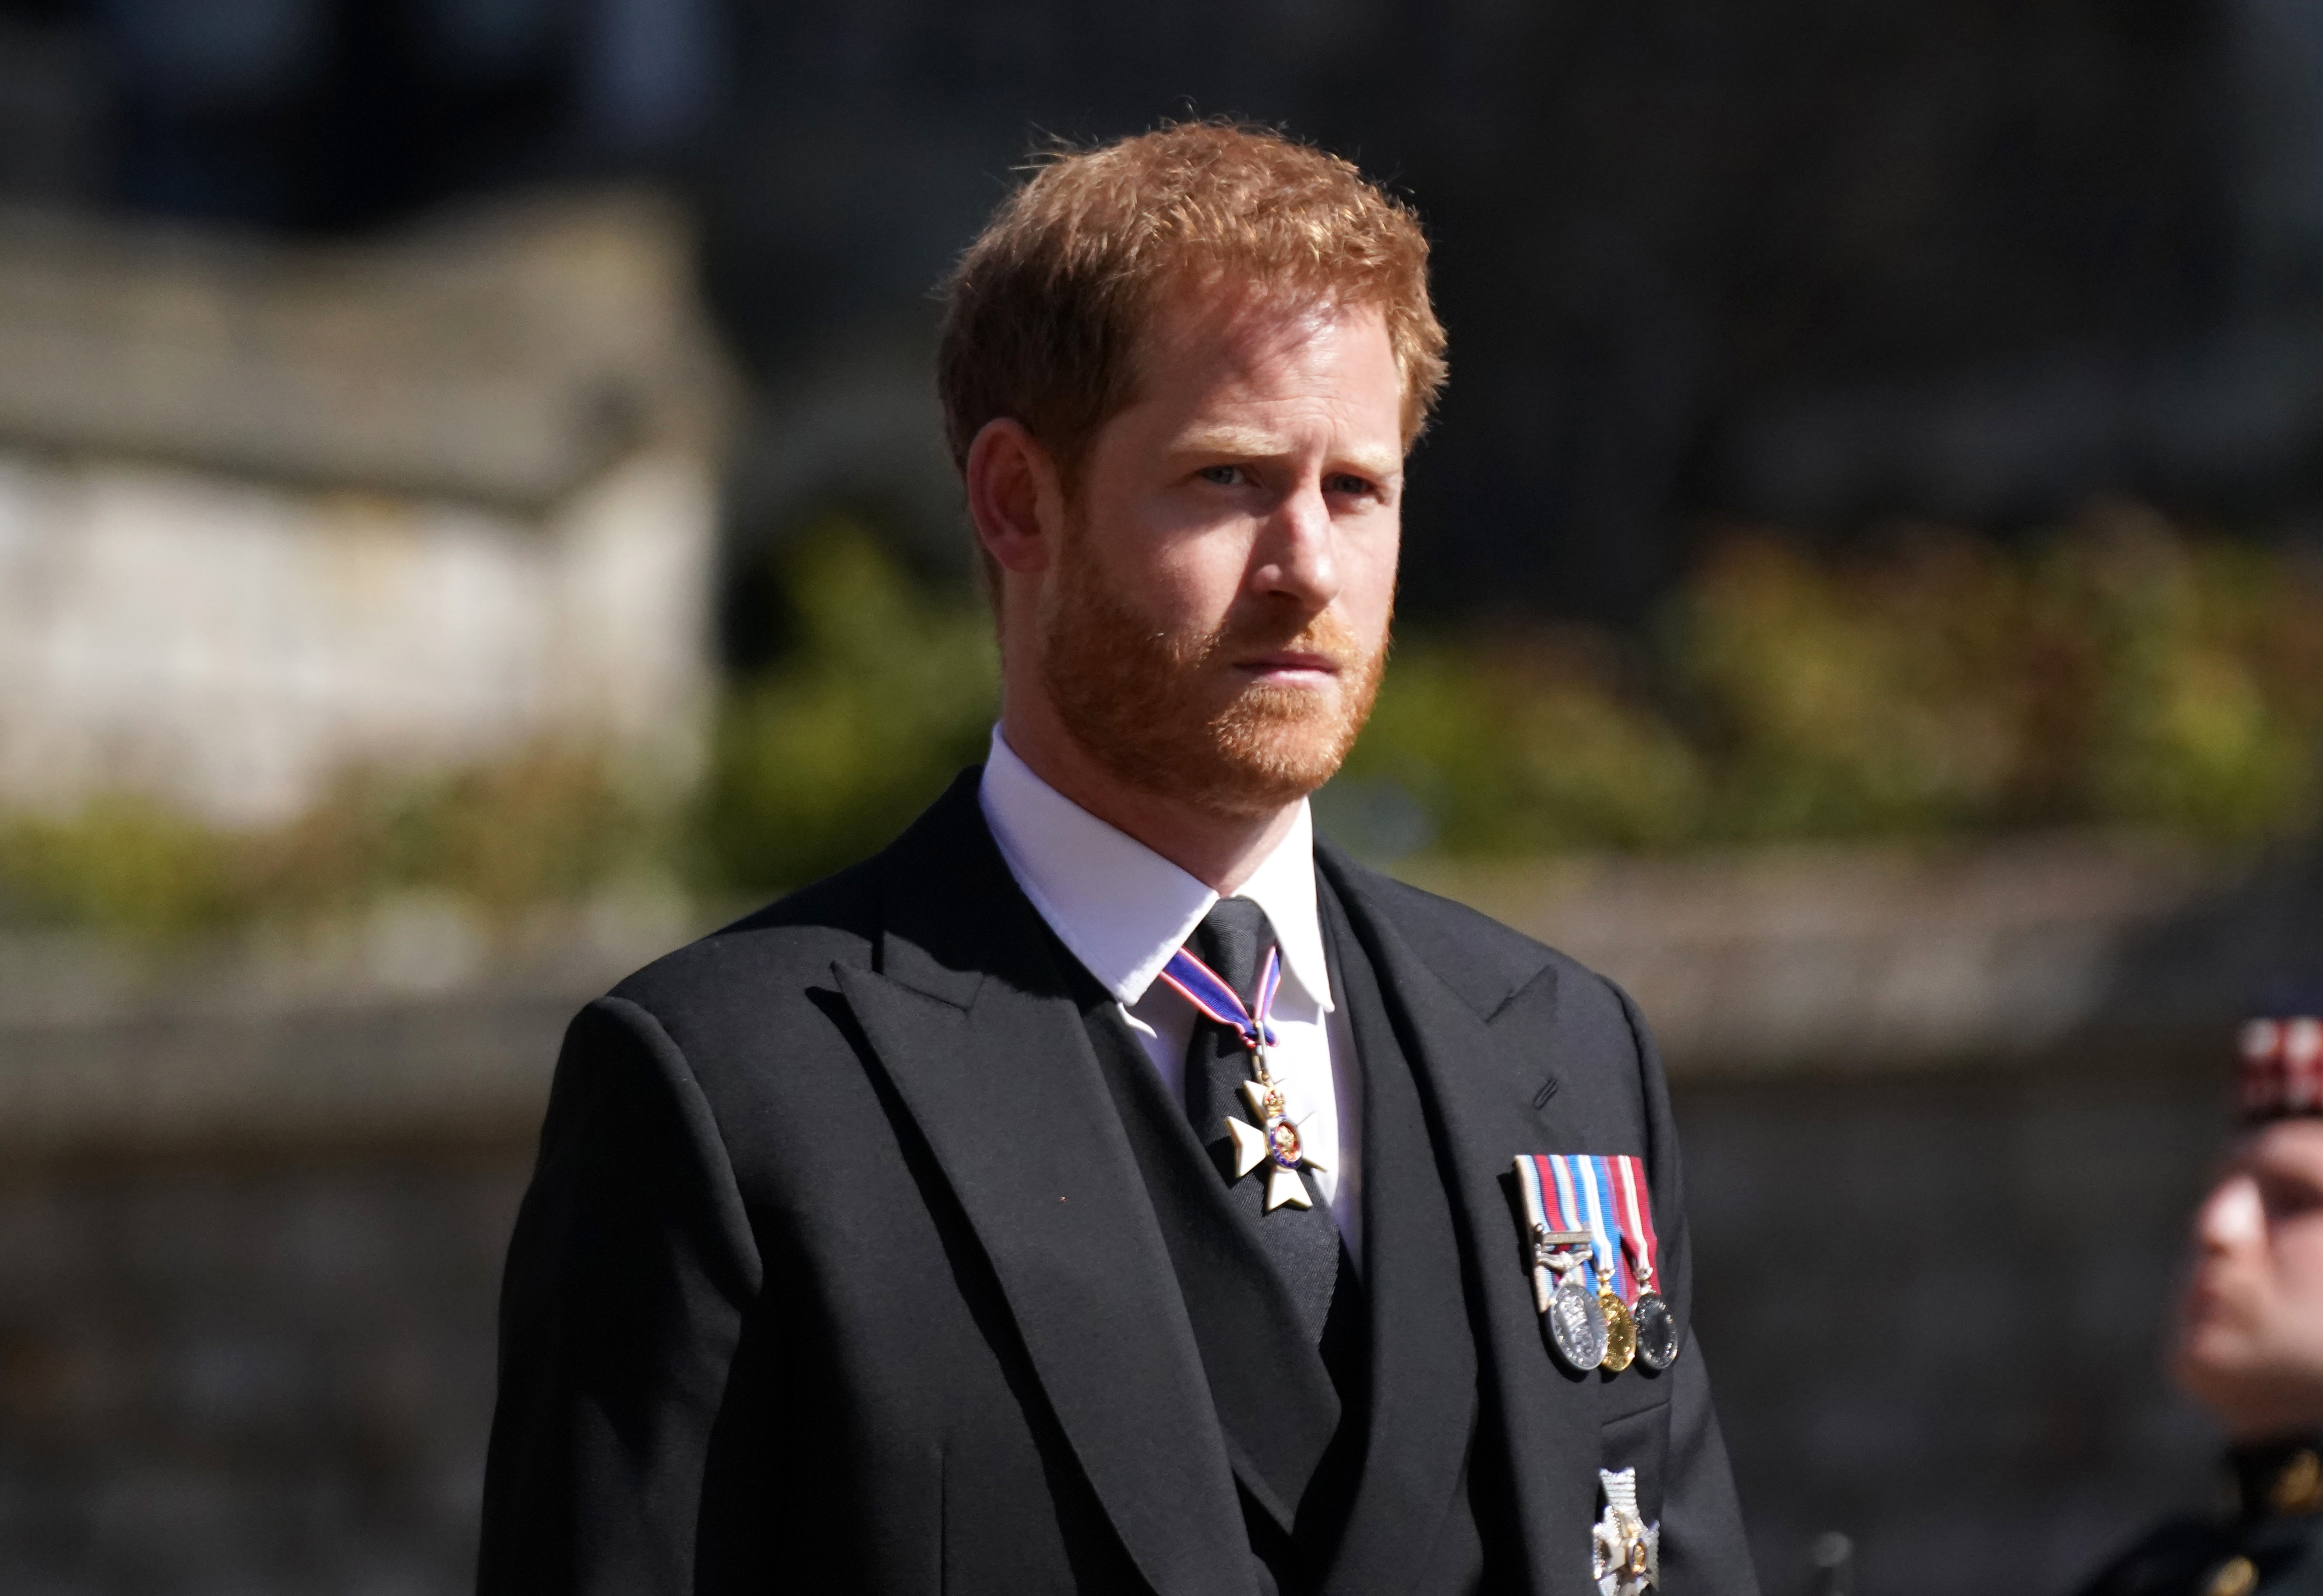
[1182,897,1341,1340]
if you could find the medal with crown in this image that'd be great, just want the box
[1159,943,1329,1211]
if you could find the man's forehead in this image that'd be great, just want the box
[1137,280,1387,373]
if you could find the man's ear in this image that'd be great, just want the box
[966,418,1063,576]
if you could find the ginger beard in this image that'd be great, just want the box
[1036,504,1389,819]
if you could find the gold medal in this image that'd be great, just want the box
[1599,1279,1637,1372]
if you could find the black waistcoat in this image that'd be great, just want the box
[1060,870,1494,1596]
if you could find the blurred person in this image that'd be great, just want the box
[2073,1017,2323,1596]
[478,123,1752,1596]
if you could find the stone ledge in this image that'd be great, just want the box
[1402,832,2283,1076]
[0,902,695,1158]
[1,835,2303,1152]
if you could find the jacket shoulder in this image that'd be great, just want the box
[606,854,884,1018]
[1325,849,1631,1031]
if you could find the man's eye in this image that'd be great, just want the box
[1326,474,1374,497]
[2260,1173,2323,1223]
[1197,465,1243,486]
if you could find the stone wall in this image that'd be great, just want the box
[0,195,730,826]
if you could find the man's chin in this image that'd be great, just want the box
[1169,748,1344,820]
[1210,712,1360,802]
[1092,718,1352,819]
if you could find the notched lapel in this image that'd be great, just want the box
[1319,852,1603,1596]
[830,776,1256,1596]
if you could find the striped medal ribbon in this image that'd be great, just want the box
[1577,1156,1638,1372]
[1513,1154,1607,1371]
[1611,1154,1679,1371]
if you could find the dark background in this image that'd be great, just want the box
[12,0,2323,630]
[0,2,2305,1592]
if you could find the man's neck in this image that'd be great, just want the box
[999,709,1303,896]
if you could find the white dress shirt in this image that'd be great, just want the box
[979,727,1363,1255]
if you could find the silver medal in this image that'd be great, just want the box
[1632,1289,1678,1371]
[1547,1268,1608,1372]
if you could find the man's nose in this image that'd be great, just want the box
[1251,479,1340,609]
[2194,1173,2266,1254]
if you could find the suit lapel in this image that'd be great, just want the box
[1315,875,1481,1596]
[1319,846,1598,1596]
[832,775,1256,1596]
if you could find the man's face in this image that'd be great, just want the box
[1035,288,1403,818]
[2175,1119,2323,1438]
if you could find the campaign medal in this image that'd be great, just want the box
[1612,1154,1679,1371]
[1158,944,1327,1212]
[1514,1155,1608,1371]
[1591,1466,1660,1595]
[1578,1156,1637,1373]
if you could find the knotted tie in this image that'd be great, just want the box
[1181,897,1341,1340]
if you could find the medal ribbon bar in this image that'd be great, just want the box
[1513,1156,1587,1305]
[1611,1155,1660,1290]
[1568,1155,1631,1301]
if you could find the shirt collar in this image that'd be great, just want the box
[978,726,1333,1015]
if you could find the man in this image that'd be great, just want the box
[2074,1017,2323,1596]
[479,122,1754,1596]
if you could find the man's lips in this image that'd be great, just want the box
[1233,650,1342,681]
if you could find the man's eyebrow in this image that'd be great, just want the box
[1174,426,1289,458]
[1173,427,1403,479]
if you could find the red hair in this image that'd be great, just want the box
[937,120,1448,491]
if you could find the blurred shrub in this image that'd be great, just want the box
[1341,501,2323,856]
[0,796,238,940]
[253,747,665,921]
[7,501,2319,940]
[691,521,999,892]
[0,747,661,941]
[1338,633,1706,853]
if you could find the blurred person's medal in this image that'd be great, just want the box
[1578,1156,1637,1372]
[1158,944,1328,1211]
[1611,1154,1679,1371]
[1514,1155,1606,1371]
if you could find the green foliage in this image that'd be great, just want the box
[692,522,1000,892]
[1339,635,1706,853]
[8,502,2320,940]
[1343,504,2323,856]
[0,796,238,940]
[0,747,662,940]
[256,747,665,921]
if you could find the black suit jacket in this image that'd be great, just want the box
[479,771,1755,1595]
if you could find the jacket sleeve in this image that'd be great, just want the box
[477,995,764,1596]
[1614,982,1761,1596]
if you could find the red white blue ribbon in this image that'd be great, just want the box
[1519,1153,1576,1234]
[1578,1154,1634,1302]
[1611,1154,1660,1290]
[1156,943,1282,1052]
[1522,1153,1630,1298]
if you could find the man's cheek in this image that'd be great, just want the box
[2279,1234,2323,1317]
